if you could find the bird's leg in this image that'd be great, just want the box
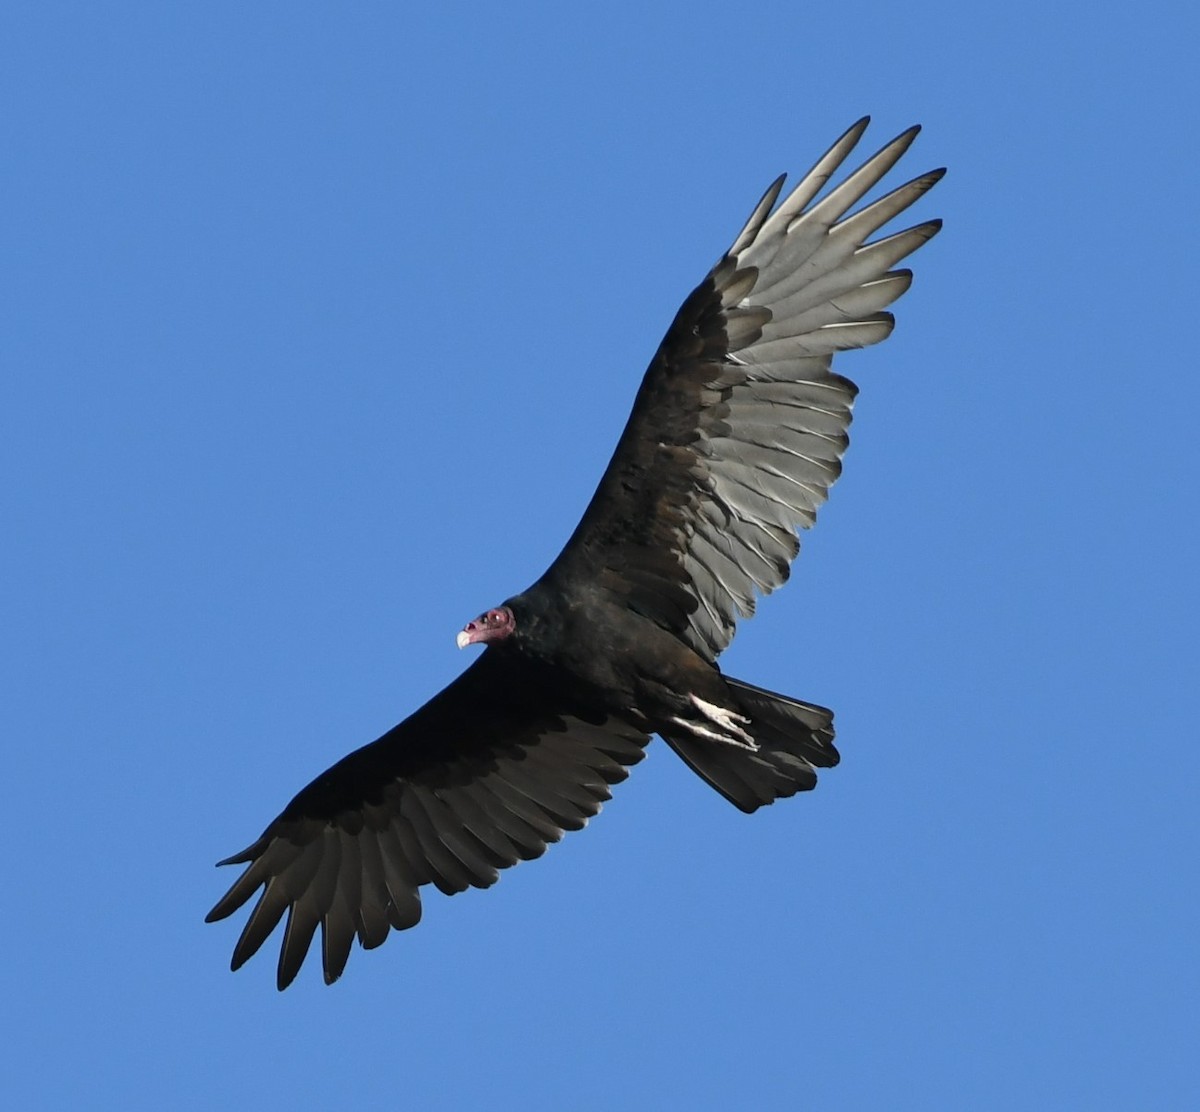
[668,695,758,751]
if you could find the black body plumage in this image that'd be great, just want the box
[207,119,943,988]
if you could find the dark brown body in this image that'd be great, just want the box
[504,585,838,813]
[207,119,941,988]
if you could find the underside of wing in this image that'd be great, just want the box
[543,119,943,660]
[206,652,649,989]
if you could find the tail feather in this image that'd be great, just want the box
[664,677,838,813]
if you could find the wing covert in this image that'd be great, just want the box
[541,119,943,660]
[206,651,649,989]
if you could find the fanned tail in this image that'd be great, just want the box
[664,677,838,813]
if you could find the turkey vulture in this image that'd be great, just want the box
[208,118,943,989]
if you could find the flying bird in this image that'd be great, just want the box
[208,118,943,989]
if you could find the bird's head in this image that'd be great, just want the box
[456,605,516,649]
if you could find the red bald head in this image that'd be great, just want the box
[456,606,516,649]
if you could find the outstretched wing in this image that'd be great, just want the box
[540,118,943,661]
[206,651,649,989]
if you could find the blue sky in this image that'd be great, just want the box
[4,2,1197,1109]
